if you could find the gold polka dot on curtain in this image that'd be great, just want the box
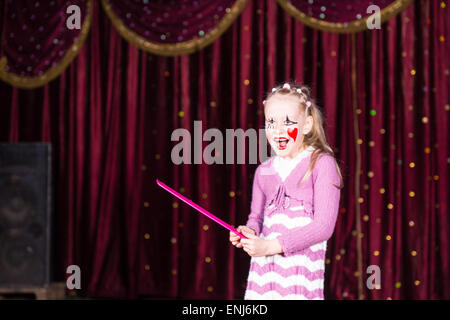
[276,0,413,33]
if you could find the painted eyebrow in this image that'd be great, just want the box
[285,116,298,123]
[265,116,297,123]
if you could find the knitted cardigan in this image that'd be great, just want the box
[246,152,341,256]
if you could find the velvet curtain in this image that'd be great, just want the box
[100,0,249,56]
[0,0,448,299]
[0,0,92,88]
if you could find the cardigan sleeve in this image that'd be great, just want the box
[245,166,266,235]
[278,155,341,256]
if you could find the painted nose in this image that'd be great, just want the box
[275,124,285,135]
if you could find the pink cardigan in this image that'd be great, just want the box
[246,153,341,256]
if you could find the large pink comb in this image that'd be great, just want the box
[156,179,247,239]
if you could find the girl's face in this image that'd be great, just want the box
[264,95,312,159]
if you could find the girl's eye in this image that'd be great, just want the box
[265,119,275,129]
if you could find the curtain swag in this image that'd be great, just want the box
[276,0,413,33]
[0,0,414,89]
[0,0,93,89]
[101,0,250,57]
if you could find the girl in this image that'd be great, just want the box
[230,82,343,300]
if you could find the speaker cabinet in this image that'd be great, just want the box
[0,143,52,288]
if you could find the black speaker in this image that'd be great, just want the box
[0,143,52,288]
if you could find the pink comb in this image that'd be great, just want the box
[156,179,247,239]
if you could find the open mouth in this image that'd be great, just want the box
[274,137,289,150]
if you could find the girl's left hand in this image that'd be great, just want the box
[240,231,283,257]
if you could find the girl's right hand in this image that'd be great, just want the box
[230,226,256,248]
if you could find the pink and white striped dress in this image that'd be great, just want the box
[244,147,341,300]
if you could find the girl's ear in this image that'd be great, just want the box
[302,115,313,135]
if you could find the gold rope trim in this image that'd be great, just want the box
[0,56,6,72]
[276,0,413,33]
[351,34,364,300]
[101,0,249,56]
[0,0,93,89]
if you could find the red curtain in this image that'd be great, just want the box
[0,0,90,77]
[104,0,238,43]
[0,0,448,299]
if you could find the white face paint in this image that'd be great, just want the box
[264,95,313,159]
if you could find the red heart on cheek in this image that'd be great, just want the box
[287,128,298,142]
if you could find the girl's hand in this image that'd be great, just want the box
[240,231,283,257]
[230,226,255,248]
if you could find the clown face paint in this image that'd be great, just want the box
[287,127,298,142]
[264,95,308,159]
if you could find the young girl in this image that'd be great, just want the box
[230,82,343,300]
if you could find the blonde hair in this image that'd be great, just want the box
[265,82,344,189]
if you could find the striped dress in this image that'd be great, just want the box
[244,147,340,300]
